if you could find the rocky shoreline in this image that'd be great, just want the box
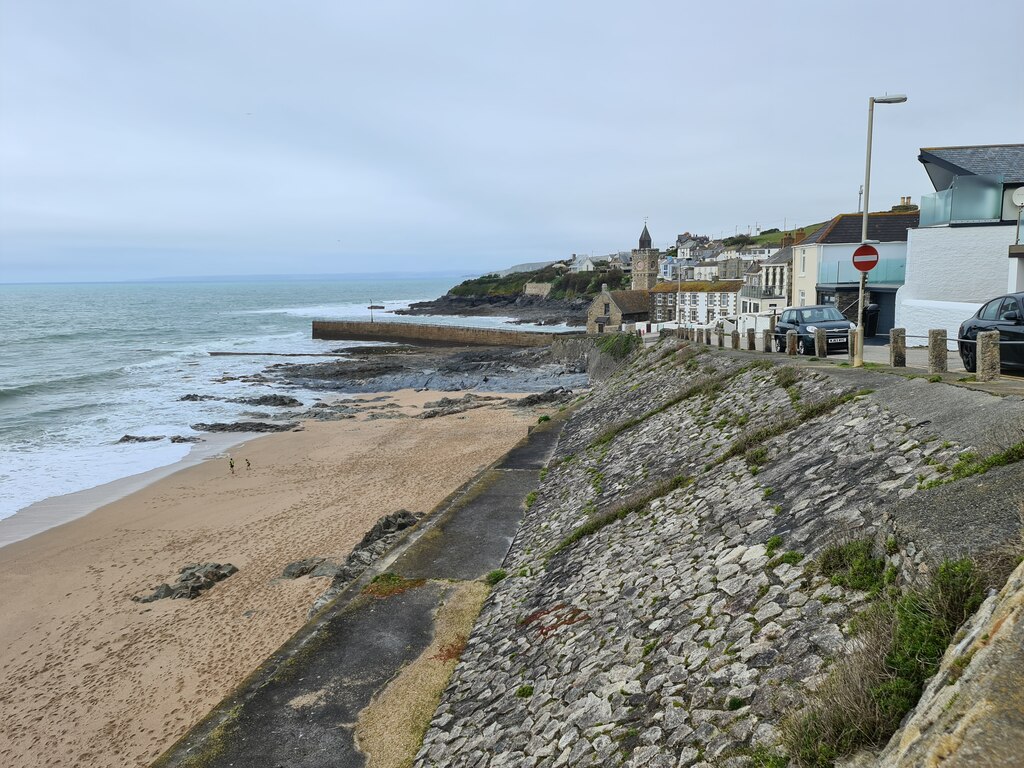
[393,293,589,327]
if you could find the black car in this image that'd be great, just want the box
[772,306,855,355]
[957,291,1024,373]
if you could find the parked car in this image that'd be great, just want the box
[772,305,856,355]
[957,291,1024,372]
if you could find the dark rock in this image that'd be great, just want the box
[281,557,326,579]
[231,394,303,407]
[117,434,165,443]
[170,435,203,443]
[190,421,298,433]
[356,509,421,549]
[512,387,573,407]
[132,562,238,602]
[179,393,218,401]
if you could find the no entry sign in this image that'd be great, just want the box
[852,244,879,272]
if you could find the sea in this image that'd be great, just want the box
[0,275,547,528]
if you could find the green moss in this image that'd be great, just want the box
[524,491,538,509]
[515,684,535,698]
[485,569,507,586]
[765,535,784,558]
[818,539,885,595]
[778,551,804,566]
[922,440,1024,488]
[537,414,551,423]
[595,332,643,360]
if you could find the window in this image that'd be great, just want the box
[603,303,610,315]
[800,250,806,275]
[979,299,1001,321]
[798,290,806,307]
[999,297,1021,319]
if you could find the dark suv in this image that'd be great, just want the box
[772,306,855,355]
[957,292,1024,372]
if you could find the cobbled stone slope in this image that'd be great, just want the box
[412,340,996,768]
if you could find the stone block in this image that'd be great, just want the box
[977,330,1000,381]
[786,330,797,356]
[814,328,827,357]
[928,329,948,374]
[889,327,906,367]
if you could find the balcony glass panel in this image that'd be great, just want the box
[919,174,1003,226]
[817,255,906,285]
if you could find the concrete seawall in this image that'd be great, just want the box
[312,320,583,348]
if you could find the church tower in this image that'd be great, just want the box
[631,222,660,290]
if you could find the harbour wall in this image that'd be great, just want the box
[312,320,583,348]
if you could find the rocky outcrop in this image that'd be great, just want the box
[419,393,506,419]
[231,394,303,407]
[116,434,165,443]
[190,421,298,433]
[412,340,1024,768]
[305,510,423,617]
[133,562,238,602]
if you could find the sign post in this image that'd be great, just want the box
[367,301,385,322]
[852,244,879,366]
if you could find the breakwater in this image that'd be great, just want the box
[312,320,583,347]
[414,339,1024,767]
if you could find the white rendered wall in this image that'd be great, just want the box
[895,225,1016,342]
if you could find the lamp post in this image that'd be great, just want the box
[854,93,907,367]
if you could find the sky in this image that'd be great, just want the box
[1,1,1022,283]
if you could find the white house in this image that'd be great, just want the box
[649,281,743,326]
[790,211,919,334]
[895,144,1024,341]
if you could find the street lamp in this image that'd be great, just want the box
[854,93,907,367]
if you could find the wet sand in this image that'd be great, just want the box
[0,390,535,768]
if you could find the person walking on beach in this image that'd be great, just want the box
[245,458,251,471]
[229,458,235,474]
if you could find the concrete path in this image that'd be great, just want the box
[153,420,564,768]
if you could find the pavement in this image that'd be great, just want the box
[646,331,1024,396]
[152,418,565,768]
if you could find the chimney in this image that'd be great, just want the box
[781,234,794,248]
[601,283,609,293]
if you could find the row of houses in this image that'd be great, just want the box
[586,143,1024,339]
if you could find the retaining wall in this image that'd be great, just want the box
[312,321,582,348]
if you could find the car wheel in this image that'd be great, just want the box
[774,334,785,352]
[797,337,809,356]
[960,343,977,373]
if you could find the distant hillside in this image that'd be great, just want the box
[448,265,629,299]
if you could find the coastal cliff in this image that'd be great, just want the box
[412,338,1024,767]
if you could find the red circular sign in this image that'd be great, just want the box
[852,244,879,272]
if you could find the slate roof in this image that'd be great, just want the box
[650,281,743,294]
[608,290,651,314]
[920,144,1024,184]
[764,245,793,265]
[797,212,920,245]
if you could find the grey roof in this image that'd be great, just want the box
[764,245,793,265]
[639,224,652,249]
[608,290,650,315]
[920,144,1024,185]
[794,212,918,246]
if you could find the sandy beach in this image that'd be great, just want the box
[0,390,538,768]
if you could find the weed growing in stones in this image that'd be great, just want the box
[537,414,551,423]
[816,539,885,595]
[765,535,784,558]
[595,332,642,360]
[515,684,534,698]
[485,569,507,586]
[777,551,804,566]
[726,696,748,711]
[782,557,989,767]
[920,439,1024,489]
[524,491,538,509]
[547,475,692,558]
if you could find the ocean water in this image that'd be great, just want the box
[0,276,539,523]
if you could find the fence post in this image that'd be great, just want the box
[717,329,724,348]
[762,329,773,353]
[786,330,798,356]
[848,330,857,363]
[977,330,1000,382]
[731,330,740,349]
[928,329,947,374]
[889,328,906,367]
[814,328,827,358]
[704,328,711,345]
[746,328,756,351]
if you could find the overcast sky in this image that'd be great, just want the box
[1,1,1022,282]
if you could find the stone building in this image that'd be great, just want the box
[648,280,743,325]
[631,223,660,290]
[587,286,650,333]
